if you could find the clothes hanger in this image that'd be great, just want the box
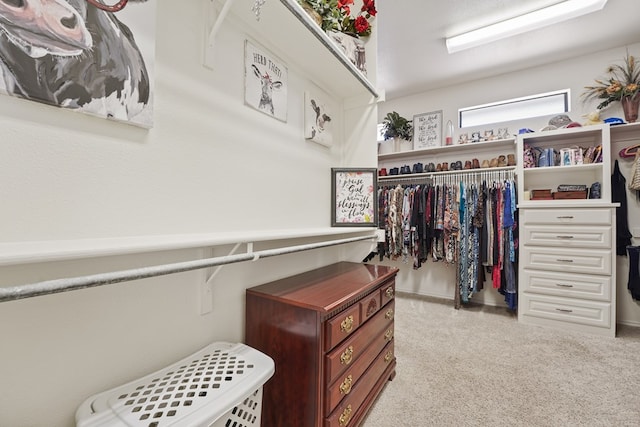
[619,144,640,158]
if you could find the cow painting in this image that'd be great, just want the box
[252,64,282,115]
[304,90,333,147]
[244,40,287,122]
[0,0,155,127]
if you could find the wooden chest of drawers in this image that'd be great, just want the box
[245,262,398,427]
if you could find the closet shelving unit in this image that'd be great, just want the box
[376,134,519,189]
[378,137,517,181]
[516,124,618,337]
[378,137,516,161]
[516,125,612,207]
[376,136,518,311]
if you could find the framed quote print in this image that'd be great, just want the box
[413,110,442,149]
[331,168,378,227]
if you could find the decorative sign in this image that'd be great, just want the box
[331,168,378,227]
[304,90,333,147]
[413,110,443,149]
[245,40,288,122]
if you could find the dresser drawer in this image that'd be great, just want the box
[521,208,611,226]
[520,293,612,329]
[521,269,612,301]
[325,341,395,427]
[325,329,394,415]
[379,280,395,306]
[325,301,395,385]
[360,291,381,323]
[521,246,611,275]
[523,225,611,249]
[326,304,362,351]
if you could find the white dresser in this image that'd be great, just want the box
[519,207,617,336]
[517,125,617,337]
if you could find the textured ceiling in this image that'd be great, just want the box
[376,0,640,100]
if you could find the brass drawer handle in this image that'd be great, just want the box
[556,308,573,313]
[340,315,354,334]
[385,308,394,320]
[339,404,353,427]
[556,259,574,263]
[385,287,394,299]
[339,375,353,395]
[384,329,393,341]
[555,283,574,288]
[340,346,354,365]
[384,350,393,363]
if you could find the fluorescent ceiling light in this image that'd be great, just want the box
[446,0,608,53]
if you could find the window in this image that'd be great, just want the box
[459,89,570,128]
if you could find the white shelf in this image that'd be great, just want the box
[517,200,618,209]
[378,138,515,161]
[516,125,605,145]
[0,227,377,266]
[522,162,603,175]
[610,121,640,141]
[216,0,378,99]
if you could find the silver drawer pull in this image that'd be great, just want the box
[556,259,574,263]
[556,216,574,219]
[555,283,574,288]
[556,308,573,313]
[556,235,574,239]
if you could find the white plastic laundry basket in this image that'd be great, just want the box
[76,342,274,427]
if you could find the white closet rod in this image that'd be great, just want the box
[433,169,516,186]
[0,234,376,303]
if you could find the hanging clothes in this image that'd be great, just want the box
[612,160,633,256]
[376,171,518,310]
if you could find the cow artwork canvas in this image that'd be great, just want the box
[304,90,333,147]
[244,40,287,122]
[0,0,155,128]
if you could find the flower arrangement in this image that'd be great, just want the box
[301,0,377,37]
[583,51,640,110]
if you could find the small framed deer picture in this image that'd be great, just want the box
[244,40,288,122]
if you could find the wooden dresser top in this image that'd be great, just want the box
[246,262,398,314]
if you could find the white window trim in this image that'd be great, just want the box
[459,89,570,128]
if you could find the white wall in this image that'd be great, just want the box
[378,42,640,324]
[0,1,379,426]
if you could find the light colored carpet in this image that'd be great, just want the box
[363,293,640,427]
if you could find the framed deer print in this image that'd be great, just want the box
[331,168,378,227]
[0,0,156,128]
[244,40,288,122]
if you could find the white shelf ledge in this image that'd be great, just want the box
[0,227,377,266]
[522,163,603,175]
[517,201,618,209]
[212,0,378,99]
[378,138,515,161]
